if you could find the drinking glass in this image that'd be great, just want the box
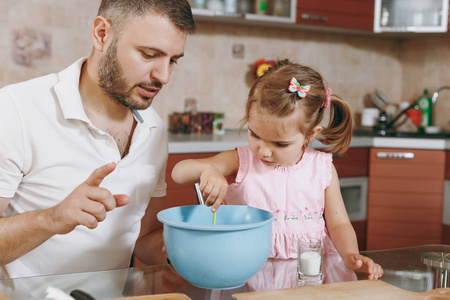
[297,237,323,286]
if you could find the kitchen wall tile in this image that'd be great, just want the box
[400,37,450,130]
[1,1,449,130]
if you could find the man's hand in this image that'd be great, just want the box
[49,162,129,234]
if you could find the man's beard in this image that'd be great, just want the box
[98,38,161,110]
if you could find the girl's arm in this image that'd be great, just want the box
[171,150,240,211]
[324,164,383,279]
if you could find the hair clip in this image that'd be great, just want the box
[324,88,332,109]
[288,77,310,99]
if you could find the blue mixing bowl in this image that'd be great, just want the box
[157,205,273,290]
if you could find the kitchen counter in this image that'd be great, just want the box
[1,245,448,299]
[168,130,450,153]
[169,130,248,154]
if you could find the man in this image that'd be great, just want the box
[0,0,196,279]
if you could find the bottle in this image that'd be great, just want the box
[418,89,433,128]
[274,0,283,16]
[238,0,250,14]
[254,0,267,15]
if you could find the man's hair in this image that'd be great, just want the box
[97,0,196,36]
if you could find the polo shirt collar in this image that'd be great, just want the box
[54,57,157,129]
[54,57,89,122]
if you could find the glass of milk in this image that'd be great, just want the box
[297,237,323,286]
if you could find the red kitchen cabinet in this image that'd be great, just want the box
[366,148,445,250]
[333,147,369,177]
[445,151,450,179]
[296,0,375,31]
[444,151,450,244]
[443,225,450,244]
[334,147,369,251]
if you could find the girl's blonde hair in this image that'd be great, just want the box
[241,59,353,154]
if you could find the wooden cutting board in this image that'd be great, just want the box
[232,280,450,300]
[0,292,10,300]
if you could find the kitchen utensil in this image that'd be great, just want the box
[193,183,204,205]
[70,289,96,300]
[370,89,390,110]
[421,252,450,288]
[157,205,273,289]
[374,89,390,105]
[194,183,216,225]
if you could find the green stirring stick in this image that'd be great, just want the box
[212,211,216,225]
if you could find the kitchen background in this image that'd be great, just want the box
[1,0,450,131]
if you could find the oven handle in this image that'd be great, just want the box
[376,152,415,159]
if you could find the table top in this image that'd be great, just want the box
[1,244,449,300]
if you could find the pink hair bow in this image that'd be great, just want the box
[288,77,310,98]
[324,88,332,109]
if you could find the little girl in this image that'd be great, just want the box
[171,59,383,279]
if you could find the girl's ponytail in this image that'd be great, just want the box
[316,95,353,154]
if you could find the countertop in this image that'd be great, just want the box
[1,244,448,299]
[168,130,450,154]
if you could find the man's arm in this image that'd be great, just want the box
[0,197,60,265]
[0,163,129,266]
[133,196,167,265]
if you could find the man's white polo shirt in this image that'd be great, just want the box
[0,58,168,278]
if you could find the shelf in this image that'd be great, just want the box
[191,1,296,25]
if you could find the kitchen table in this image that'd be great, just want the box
[0,244,449,300]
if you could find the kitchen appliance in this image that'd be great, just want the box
[421,252,450,289]
[339,176,367,222]
[339,177,367,222]
[374,0,449,33]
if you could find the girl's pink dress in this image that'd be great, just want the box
[225,146,338,259]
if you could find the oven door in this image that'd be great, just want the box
[443,181,450,225]
[339,177,368,222]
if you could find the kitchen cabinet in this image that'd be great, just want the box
[166,152,218,208]
[334,147,370,251]
[189,0,296,24]
[296,0,375,31]
[443,151,450,245]
[333,147,369,177]
[366,148,445,250]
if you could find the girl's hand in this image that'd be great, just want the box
[344,254,384,279]
[199,167,228,212]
